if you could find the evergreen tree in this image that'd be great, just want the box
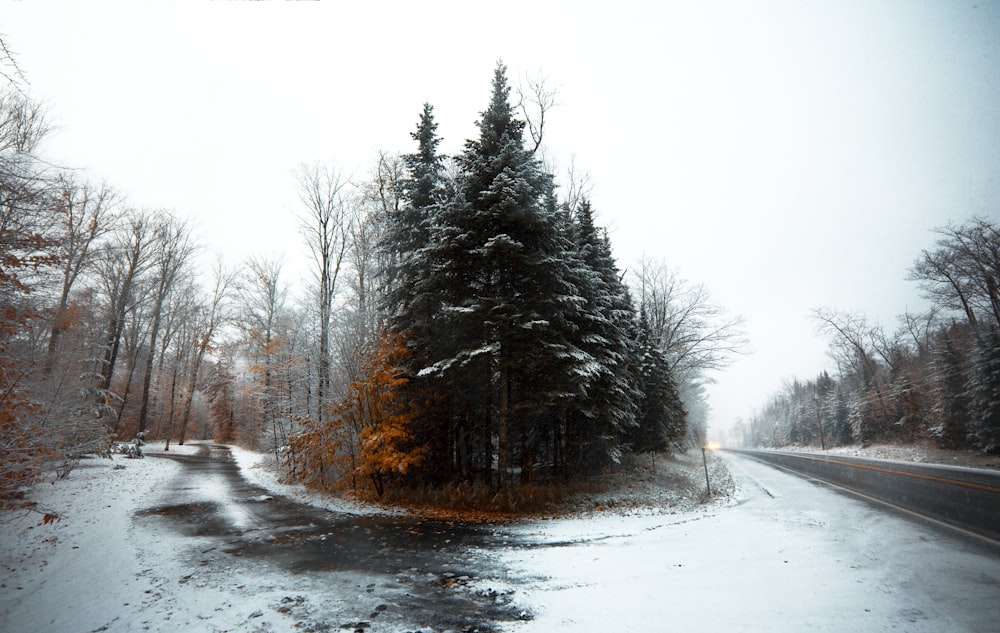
[830,385,853,446]
[405,103,444,212]
[628,307,686,453]
[418,62,590,491]
[814,371,835,448]
[967,326,1000,453]
[385,102,444,317]
[934,330,970,449]
[382,103,472,485]
[565,199,642,468]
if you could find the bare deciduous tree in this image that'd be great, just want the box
[235,254,288,452]
[45,176,119,374]
[90,210,155,416]
[174,260,233,447]
[633,256,748,385]
[811,307,894,442]
[560,158,594,218]
[297,162,352,421]
[163,260,233,448]
[1,91,55,304]
[136,213,196,434]
[908,218,1000,328]
[0,34,28,91]
[516,72,557,155]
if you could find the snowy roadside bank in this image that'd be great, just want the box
[0,444,197,632]
[494,451,1000,632]
[226,445,401,517]
[762,442,1000,471]
[229,445,737,521]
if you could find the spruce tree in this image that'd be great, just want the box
[565,199,642,468]
[935,331,970,449]
[385,102,444,317]
[405,102,444,212]
[419,62,589,491]
[386,103,470,484]
[628,306,686,454]
[968,326,1000,453]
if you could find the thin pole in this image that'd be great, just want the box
[701,447,712,496]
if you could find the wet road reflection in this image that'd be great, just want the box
[138,444,525,632]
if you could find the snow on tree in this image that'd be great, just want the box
[967,326,1000,453]
[562,198,641,469]
[628,307,686,454]
[288,330,425,496]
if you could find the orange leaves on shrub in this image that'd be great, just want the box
[346,330,426,496]
[288,330,425,497]
[0,358,51,508]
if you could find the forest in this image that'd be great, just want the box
[737,217,1000,454]
[1,62,747,507]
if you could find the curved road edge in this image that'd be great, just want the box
[724,448,1000,545]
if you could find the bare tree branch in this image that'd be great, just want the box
[633,256,749,384]
[561,157,593,218]
[516,72,557,155]
[0,33,29,93]
[296,161,354,419]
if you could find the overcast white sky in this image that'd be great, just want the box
[5,1,1000,436]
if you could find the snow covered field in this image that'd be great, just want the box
[2,444,997,632]
[494,453,1000,631]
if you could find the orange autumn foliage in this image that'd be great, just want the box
[347,330,426,496]
[290,330,425,497]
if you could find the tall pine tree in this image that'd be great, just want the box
[565,199,642,469]
[934,329,970,449]
[385,102,444,318]
[418,62,590,492]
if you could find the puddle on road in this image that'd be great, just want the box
[135,501,240,537]
[137,446,528,631]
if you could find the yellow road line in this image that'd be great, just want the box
[755,458,1000,548]
[782,454,1000,494]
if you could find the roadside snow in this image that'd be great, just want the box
[3,444,996,632]
[0,443,409,633]
[771,442,1000,471]
[494,452,1000,632]
[0,444,197,632]
[227,445,400,516]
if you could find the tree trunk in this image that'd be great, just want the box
[497,360,510,495]
[178,338,207,446]
[163,359,180,451]
[137,308,163,434]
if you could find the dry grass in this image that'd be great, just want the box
[348,450,735,523]
[351,477,614,523]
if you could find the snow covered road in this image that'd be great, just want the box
[1,444,520,632]
[2,446,997,632]
[495,452,1000,632]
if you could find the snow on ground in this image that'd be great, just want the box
[227,445,401,516]
[772,442,1000,471]
[492,452,1000,632]
[0,442,418,633]
[0,443,200,632]
[2,443,997,632]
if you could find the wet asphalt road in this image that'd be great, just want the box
[137,444,526,632]
[728,448,1000,543]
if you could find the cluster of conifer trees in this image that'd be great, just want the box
[291,64,687,494]
[1,57,699,507]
